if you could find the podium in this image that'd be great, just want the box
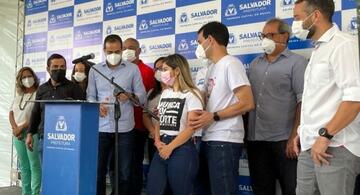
[39,100,100,195]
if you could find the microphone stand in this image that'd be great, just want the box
[81,59,159,195]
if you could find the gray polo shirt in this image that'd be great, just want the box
[248,48,308,141]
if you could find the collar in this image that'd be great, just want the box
[46,78,71,87]
[260,48,291,60]
[101,60,126,68]
[315,24,338,45]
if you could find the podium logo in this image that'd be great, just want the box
[139,20,148,31]
[106,3,114,13]
[49,14,56,24]
[178,39,189,51]
[77,9,83,17]
[225,4,237,17]
[27,0,33,9]
[55,116,68,131]
[179,13,188,24]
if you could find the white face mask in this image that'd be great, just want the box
[122,49,136,62]
[73,72,87,82]
[291,13,315,40]
[22,77,35,88]
[261,38,276,54]
[195,38,211,60]
[154,70,162,82]
[106,53,122,66]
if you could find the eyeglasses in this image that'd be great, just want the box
[259,32,284,40]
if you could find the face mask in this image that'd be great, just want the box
[195,38,211,60]
[160,70,175,86]
[292,12,315,40]
[154,70,162,82]
[261,38,276,54]
[106,53,122,66]
[122,49,137,62]
[73,72,86,82]
[51,69,66,82]
[22,77,35,88]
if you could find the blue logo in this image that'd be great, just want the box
[229,33,237,44]
[179,12,188,23]
[77,9,82,17]
[106,26,112,34]
[350,17,357,30]
[225,4,237,17]
[55,116,68,132]
[178,39,189,51]
[25,58,31,66]
[141,44,147,54]
[25,38,32,48]
[75,30,82,40]
[49,14,56,24]
[281,0,294,6]
[50,35,55,43]
[27,20,32,27]
[139,20,148,30]
[140,0,148,5]
[105,2,113,13]
[27,0,33,9]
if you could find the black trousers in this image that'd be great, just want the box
[247,140,297,195]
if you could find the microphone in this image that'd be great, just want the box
[72,53,95,64]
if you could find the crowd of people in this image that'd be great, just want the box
[8,0,360,195]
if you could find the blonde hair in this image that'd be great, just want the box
[163,54,204,108]
[15,67,39,94]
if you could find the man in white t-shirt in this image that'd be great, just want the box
[292,1,360,195]
[190,21,255,195]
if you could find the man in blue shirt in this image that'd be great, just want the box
[87,34,146,195]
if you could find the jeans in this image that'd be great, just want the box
[147,135,198,195]
[14,131,42,195]
[296,147,360,195]
[247,140,297,195]
[96,131,135,195]
[198,141,242,195]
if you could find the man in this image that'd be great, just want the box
[293,1,360,195]
[26,53,85,158]
[87,34,146,195]
[121,37,154,195]
[190,21,255,195]
[247,18,307,195]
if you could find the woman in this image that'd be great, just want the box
[143,57,166,162]
[9,67,41,195]
[71,61,91,96]
[147,54,204,195]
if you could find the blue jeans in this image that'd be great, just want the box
[96,131,134,195]
[147,135,198,195]
[198,141,242,195]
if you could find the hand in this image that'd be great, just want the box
[117,93,130,102]
[311,136,333,166]
[293,135,301,157]
[159,145,174,160]
[152,108,159,117]
[12,126,23,138]
[99,104,108,117]
[25,133,34,151]
[154,140,166,151]
[286,137,297,159]
[189,110,214,130]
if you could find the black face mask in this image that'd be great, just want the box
[51,69,66,82]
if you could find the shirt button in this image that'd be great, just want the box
[259,93,262,96]
[52,96,54,98]
[262,82,265,85]
[257,105,260,108]
[256,116,260,119]
[265,72,268,75]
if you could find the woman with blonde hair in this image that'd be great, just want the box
[9,67,41,195]
[147,54,203,195]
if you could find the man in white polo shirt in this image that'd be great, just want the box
[190,21,255,195]
[292,0,360,195]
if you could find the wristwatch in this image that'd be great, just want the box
[318,128,333,140]
[213,112,220,121]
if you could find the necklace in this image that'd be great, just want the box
[19,92,35,110]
